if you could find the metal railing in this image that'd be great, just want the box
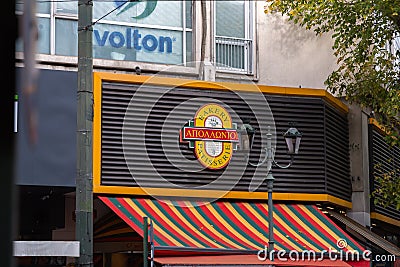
[386,35,400,71]
[393,36,400,72]
[215,36,253,74]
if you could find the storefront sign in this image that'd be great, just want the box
[180,103,238,170]
[94,28,174,53]
[91,1,185,64]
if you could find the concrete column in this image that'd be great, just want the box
[197,0,216,81]
[347,104,371,227]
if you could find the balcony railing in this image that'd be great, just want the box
[393,36,400,71]
[215,36,253,74]
[386,35,400,71]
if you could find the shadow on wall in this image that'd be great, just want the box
[265,13,333,59]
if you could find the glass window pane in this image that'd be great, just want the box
[93,23,183,64]
[216,1,244,38]
[15,15,23,52]
[55,2,78,15]
[185,0,192,29]
[37,17,51,54]
[37,1,50,14]
[55,19,78,56]
[186,31,192,63]
[16,0,50,14]
[94,1,182,28]
[16,16,50,54]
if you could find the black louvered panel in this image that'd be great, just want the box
[395,146,400,182]
[100,81,346,197]
[324,104,351,201]
[370,129,400,221]
[265,96,326,193]
[101,85,131,184]
[371,130,394,181]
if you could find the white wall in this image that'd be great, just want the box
[255,1,337,89]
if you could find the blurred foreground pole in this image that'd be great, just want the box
[76,0,93,266]
[22,0,39,145]
[0,0,16,266]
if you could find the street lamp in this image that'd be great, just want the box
[240,124,302,261]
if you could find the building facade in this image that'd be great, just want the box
[15,1,399,267]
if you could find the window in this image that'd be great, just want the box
[16,0,194,66]
[55,19,77,56]
[214,0,253,74]
[16,0,50,14]
[15,0,50,54]
[388,36,400,72]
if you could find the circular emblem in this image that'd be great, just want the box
[114,0,158,19]
[193,104,236,170]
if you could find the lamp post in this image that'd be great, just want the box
[240,124,302,262]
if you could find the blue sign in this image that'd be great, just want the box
[94,28,174,53]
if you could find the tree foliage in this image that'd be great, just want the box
[265,0,400,209]
[372,163,400,210]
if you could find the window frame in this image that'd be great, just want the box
[213,0,255,75]
[16,0,194,66]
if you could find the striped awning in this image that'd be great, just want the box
[329,210,400,257]
[98,197,365,255]
[94,210,140,242]
[154,255,354,267]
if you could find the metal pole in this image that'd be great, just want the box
[266,127,275,262]
[149,220,154,267]
[266,174,274,261]
[143,217,148,267]
[76,0,93,266]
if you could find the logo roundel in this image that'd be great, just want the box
[114,0,157,19]
[180,103,239,170]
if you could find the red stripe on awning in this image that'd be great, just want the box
[156,201,220,248]
[176,205,239,248]
[154,255,354,266]
[138,199,200,248]
[274,204,332,251]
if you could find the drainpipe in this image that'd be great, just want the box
[199,0,207,80]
